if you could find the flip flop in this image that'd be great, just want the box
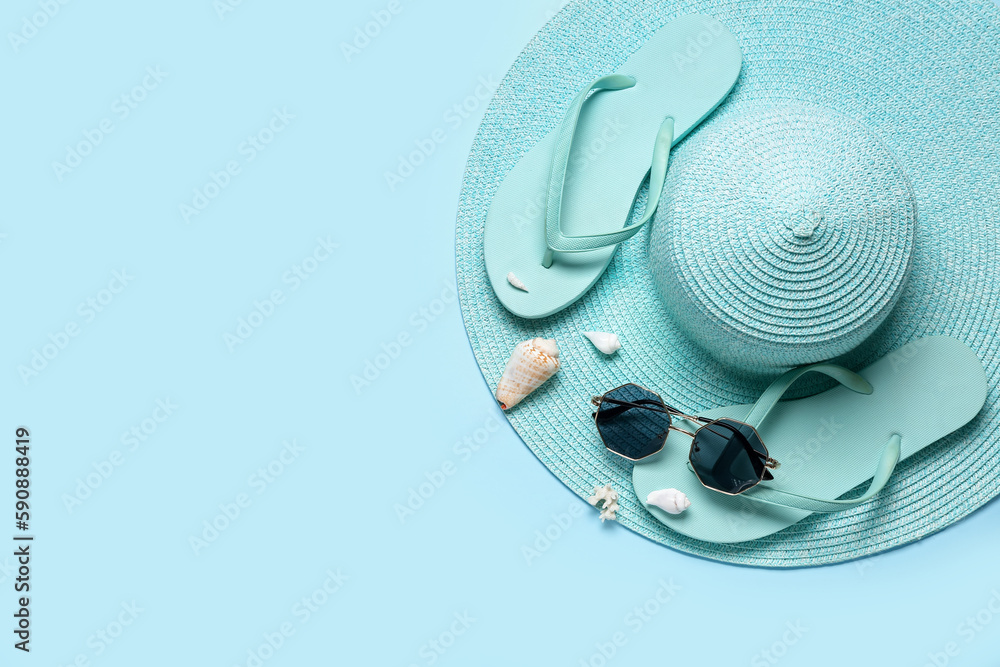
[632,336,988,543]
[483,14,742,319]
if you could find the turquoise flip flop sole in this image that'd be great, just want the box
[483,14,742,319]
[632,336,988,543]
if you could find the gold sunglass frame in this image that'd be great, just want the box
[592,383,780,495]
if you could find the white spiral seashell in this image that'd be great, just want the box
[495,338,560,410]
[507,272,528,292]
[646,488,691,515]
[582,331,621,355]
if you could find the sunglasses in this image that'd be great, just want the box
[591,383,780,496]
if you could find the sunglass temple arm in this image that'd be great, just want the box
[591,395,713,425]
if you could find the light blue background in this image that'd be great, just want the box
[4,1,1000,665]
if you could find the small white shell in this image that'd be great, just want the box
[582,331,621,355]
[495,338,559,410]
[507,272,528,292]
[646,488,691,515]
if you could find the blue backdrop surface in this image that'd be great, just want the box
[3,1,999,665]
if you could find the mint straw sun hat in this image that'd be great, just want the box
[455,0,1000,566]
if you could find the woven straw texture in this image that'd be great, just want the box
[650,105,916,372]
[455,0,1000,567]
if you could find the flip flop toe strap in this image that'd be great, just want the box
[738,362,901,512]
[740,434,901,512]
[542,75,675,268]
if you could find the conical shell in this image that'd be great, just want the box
[495,338,560,410]
[582,331,621,355]
[646,488,691,515]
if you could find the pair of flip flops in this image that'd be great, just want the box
[481,15,988,543]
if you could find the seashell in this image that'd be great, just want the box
[646,488,691,515]
[495,338,560,410]
[582,331,621,355]
[507,272,528,292]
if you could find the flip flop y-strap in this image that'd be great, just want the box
[542,74,675,268]
[739,363,902,512]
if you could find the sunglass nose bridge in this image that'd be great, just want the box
[670,424,696,438]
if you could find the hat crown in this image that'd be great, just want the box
[650,104,917,372]
[786,208,822,240]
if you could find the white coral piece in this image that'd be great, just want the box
[588,483,616,505]
[599,500,620,522]
[588,484,620,521]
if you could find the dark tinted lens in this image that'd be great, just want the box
[596,384,671,461]
[689,419,766,494]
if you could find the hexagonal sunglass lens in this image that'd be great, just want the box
[596,384,672,461]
